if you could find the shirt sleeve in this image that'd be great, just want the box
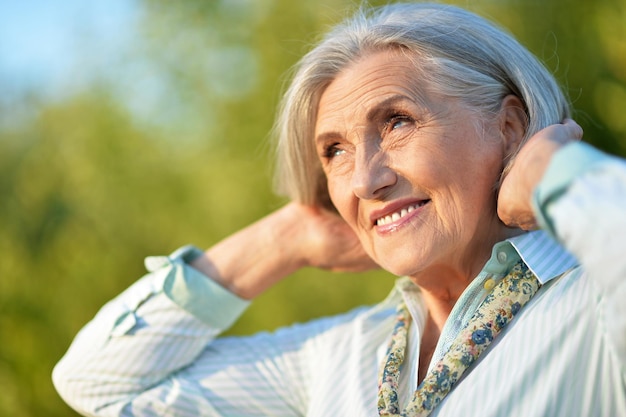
[52,246,311,417]
[533,141,626,374]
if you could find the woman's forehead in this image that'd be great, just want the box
[315,51,435,129]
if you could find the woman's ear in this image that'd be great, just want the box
[499,95,527,158]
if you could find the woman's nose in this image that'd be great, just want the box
[350,141,396,200]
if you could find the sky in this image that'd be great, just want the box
[0,0,140,101]
[0,0,262,136]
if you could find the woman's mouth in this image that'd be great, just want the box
[374,200,430,226]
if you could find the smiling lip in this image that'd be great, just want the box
[371,199,430,229]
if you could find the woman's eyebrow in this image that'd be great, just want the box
[315,130,342,147]
[365,94,413,122]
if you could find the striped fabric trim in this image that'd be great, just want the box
[507,231,578,284]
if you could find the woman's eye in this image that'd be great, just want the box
[323,143,345,159]
[388,115,411,131]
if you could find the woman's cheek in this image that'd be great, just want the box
[327,179,354,219]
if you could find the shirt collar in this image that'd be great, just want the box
[457,230,578,286]
[506,230,578,284]
[394,230,578,298]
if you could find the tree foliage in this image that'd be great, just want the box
[1,0,624,415]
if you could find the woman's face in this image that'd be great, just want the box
[314,50,513,279]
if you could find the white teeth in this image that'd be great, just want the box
[376,203,425,226]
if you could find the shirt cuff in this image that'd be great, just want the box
[532,141,610,236]
[146,245,251,329]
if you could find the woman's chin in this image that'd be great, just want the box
[378,259,423,278]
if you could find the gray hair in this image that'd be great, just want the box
[274,2,571,207]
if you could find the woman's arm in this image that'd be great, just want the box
[53,203,377,416]
[535,144,626,367]
[498,120,626,371]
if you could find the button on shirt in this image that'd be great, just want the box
[53,142,626,417]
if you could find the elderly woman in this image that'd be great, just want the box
[53,3,626,417]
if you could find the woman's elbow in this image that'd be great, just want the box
[52,359,127,417]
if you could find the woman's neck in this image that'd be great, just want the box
[418,284,461,331]
[413,224,526,331]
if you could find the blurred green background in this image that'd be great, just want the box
[1,0,624,415]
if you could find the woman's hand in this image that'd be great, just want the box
[293,203,379,273]
[191,202,377,299]
[497,119,583,230]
